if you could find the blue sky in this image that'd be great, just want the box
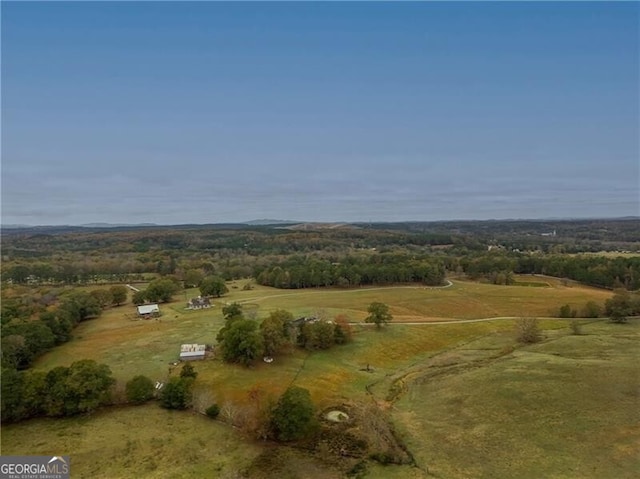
[2,2,638,225]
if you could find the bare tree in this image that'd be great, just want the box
[192,386,215,414]
[515,317,541,343]
[221,401,241,426]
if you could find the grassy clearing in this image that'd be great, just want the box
[0,404,262,479]
[392,320,640,479]
[229,278,612,321]
[572,251,640,258]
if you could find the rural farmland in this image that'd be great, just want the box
[3,245,639,478]
[3,1,639,477]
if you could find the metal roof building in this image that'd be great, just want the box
[180,344,206,361]
[137,304,160,316]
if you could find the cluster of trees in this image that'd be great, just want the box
[270,386,317,441]
[557,301,603,319]
[200,383,318,443]
[216,304,354,366]
[1,359,204,424]
[255,254,446,289]
[198,275,228,297]
[130,275,227,305]
[159,363,198,410]
[132,278,180,304]
[297,315,354,350]
[536,291,640,324]
[1,360,114,422]
[1,288,128,370]
[459,253,640,290]
[2,364,195,425]
[604,290,640,323]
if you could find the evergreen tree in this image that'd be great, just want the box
[270,386,317,441]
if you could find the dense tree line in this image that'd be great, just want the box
[1,361,202,423]
[458,253,640,290]
[1,286,128,370]
[3,221,638,295]
[255,254,446,289]
[1,360,114,423]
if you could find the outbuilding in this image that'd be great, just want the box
[137,304,160,318]
[180,344,206,361]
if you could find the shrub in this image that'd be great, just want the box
[160,377,193,410]
[205,404,220,419]
[347,461,368,478]
[569,320,582,335]
[180,363,197,379]
[581,301,602,318]
[369,451,395,465]
[515,317,541,344]
[558,304,577,318]
[125,375,155,405]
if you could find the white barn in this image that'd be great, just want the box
[137,304,160,317]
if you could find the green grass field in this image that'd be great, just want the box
[392,320,640,479]
[30,279,608,403]
[7,280,637,478]
[1,405,262,479]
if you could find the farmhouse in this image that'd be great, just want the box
[186,296,212,310]
[285,316,319,337]
[137,304,160,318]
[180,344,206,361]
[289,316,319,327]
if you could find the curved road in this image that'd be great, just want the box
[361,316,561,326]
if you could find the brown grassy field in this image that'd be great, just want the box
[228,277,611,321]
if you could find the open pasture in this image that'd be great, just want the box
[30,282,610,379]
[0,404,262,479]
[392,320,640,479]
[229,278,611,321]
[19,279,625,478]
[13,318,638,479]
[31,279,606,407]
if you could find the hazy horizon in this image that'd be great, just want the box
[4,214,640,229]
[2,2,638,225]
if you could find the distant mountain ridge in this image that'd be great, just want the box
[80,222,158,228]
[2,216,637,231]
[243,219,299,225]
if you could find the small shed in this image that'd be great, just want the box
[180,344,206,361]
[137,304,160,318]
